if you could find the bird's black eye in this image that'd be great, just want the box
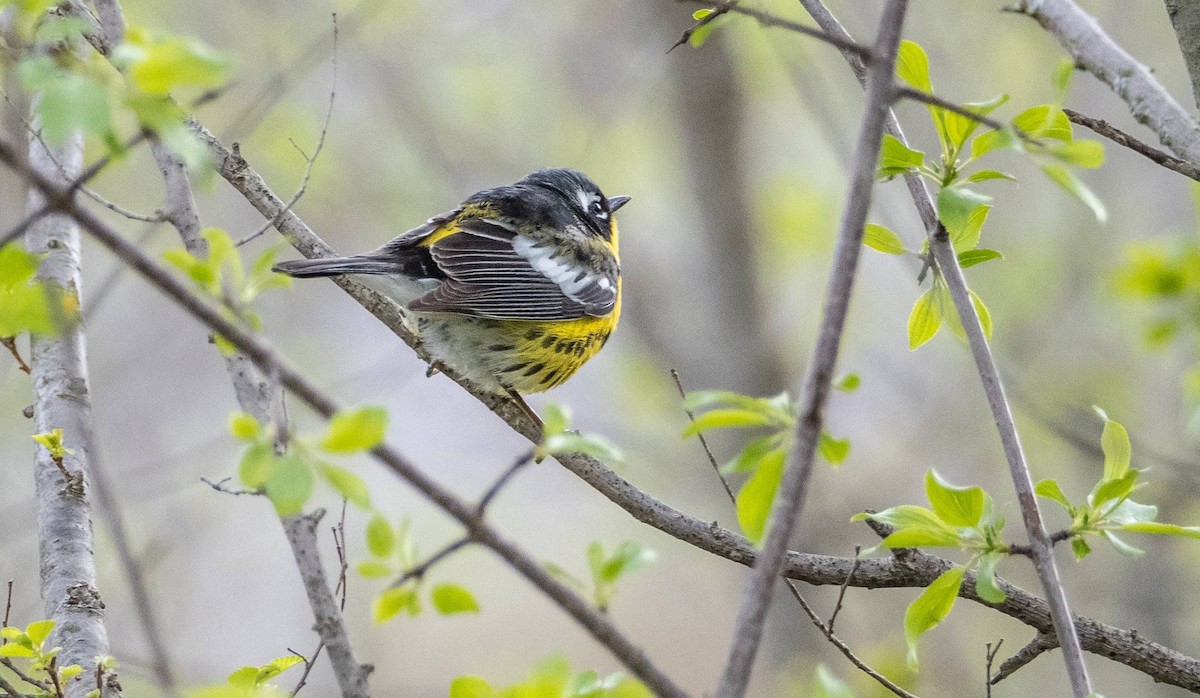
[589,199,607,219]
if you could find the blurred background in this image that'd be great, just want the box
[3,0,1200,695]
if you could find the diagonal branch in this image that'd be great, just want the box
[714,3,909,696]
[0,136,691,698]
[1012,0,1200,167]
[673,0,872,60]
[1064,107,1200,181]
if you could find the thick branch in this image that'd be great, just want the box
[1014,0,1200,166]
[1165,0,1200,113]
[715,3,908,696]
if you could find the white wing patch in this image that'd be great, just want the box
[514,235,600,302]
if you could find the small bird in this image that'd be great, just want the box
[273,168,629,408]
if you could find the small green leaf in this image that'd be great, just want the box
[366,513,395,558]
[895,40,932,93]
[878,134,925,177]
[970,129,1017,161]
[1107,499,1157,525]
[542,432,625,464]
[431,583,480,615]
[736,447,785,543]
[721,436,779,475]
[238,441,275,489]
[971,290,993,341]
[881,527,964,548]
[1118,522,1200,538]
[373,586,420,623]
[228,412,261,441]
[818,432,850,465]
[937,188,992,243]
[863,223,906,255]
[1052,58,1074,96]
[1039,163,1107,222]
[1035,479,1073,511]
[1091,469,1138,510]
[321,406,387,454]
[449,676,495,698]
[264,453,313,517]
[317,462,371,509]
[541,403,571,437]
[904,565,965,669]
[0,643,35,658]
[833,373,861,393]
[692,9,712,20]
[908,287,942,350]
[963,169,1017,184]
[943,94,1010,152]
[25,619,54,646]
[957,249,1003,268]
[1071,535,1092,561]
[812,665,855,698]
[356,561,393,579]
[974,553,1006,603]
[853,504,946,530]
[1045,139,1105,168]
[1094,407,1131,481]
[689,18,720,48]
[1012,105,1073,142]
[114,27,231,95]
[682,408,774,437]
[925,469,985,527]
[597,541,658,583]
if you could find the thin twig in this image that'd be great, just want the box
[1,580,11,632]
[477,450,536,513]
[0,337,29,374]
[991,632,1056,685]
[235,13,338,248]
[1007,530,1072,556]
[389,538,472,589]
[985,639,1004,697]
[200,476,261,496]
[787,583,920,698]
[0,657,49,691]
[1064,107,1200,181]
[670,368,733,503]
[672,0,872,62]
[715,4,909,696]
[332,501,349,612]
[892,85,1007,132]
[0,674,25,698]
[288,643,324,697]
[826,546,859,634]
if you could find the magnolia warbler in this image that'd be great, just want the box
[273,168,629,404]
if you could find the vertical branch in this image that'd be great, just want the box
[713,3,908,696]
[1165,0,1200,112]
[24,107,122,698]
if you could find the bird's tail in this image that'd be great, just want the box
[272,254,401,278]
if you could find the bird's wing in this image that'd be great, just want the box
[408,219,619,320]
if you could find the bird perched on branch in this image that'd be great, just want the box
[273,168,629,412]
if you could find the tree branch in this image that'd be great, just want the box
[990,632,1056,685]
[671,0,872,61]
[1063,107,1200,181]
[1164,0,1200,112]
[1013,0,1200,167]
[715,3,909,696]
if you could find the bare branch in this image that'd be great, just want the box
[825,547,859,634]
[714,4,909,696]
[1,337,30,374]
[1064,107,1200,181]
[672,0,872,62]
[1012,0,1200,166]
[892,85,1007,132]
[985,639,1004,697]
[991,632,1056,685]
[1165,0,1200,112]
[670,368,733,503]
[288,643,324,697]
[477,450,535,513]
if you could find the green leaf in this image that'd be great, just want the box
[812,665,855,698]
[950,204,990,252]
[1101,530,1144,557]
[1107,499,1158,525]
[863,223,906,255]
[833,372,861,393]
[0,643,35,658]
[682,408,774,437]
[1035,479,1073,512]
[317,462,371,509]
[688,18,720,48]
[449,676,495,698]
[818,432,850,465]
[34,72,112,144]
[1012,105,1073,142]
[1091,469,1138,510]
[963,169,1017,184]
[1038,163,1107,222]
[895,40,932,93]
[971,290,993,341]
[943,94,1010,152]
[957,249,1003,268]
[25,619,53,647]
[1071,535,1092,561]
[596,541,658,583]
[937,188,992,244]
[970,129,1017,161]
[721,436,779,475]
[878,134,925,177]
[321,406,387,454]
[736,447,785,543]
[1045,139,1105,168]
[366,513,395,558]
[0,244,54,336]
[114,27,231,95]
[228,412,261,441]
[356,561,393,579]
[264,453,313,517]
[542,432,625,464]
[1095,407,1131,481]
[853,504,946,530]
[907,287,942,350]
[974,554,1006,603]
[904,566,965,669]
[925,469,985,527]
[431,583,480,615]
[1118,522,1200,538]
[1052,58,1074,97]
[692,9,712,20]
[238,441,275,489]
[373,586,419,623]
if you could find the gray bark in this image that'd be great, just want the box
[1165,0,1200,112]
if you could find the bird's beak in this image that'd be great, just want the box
[608,195,631,212]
